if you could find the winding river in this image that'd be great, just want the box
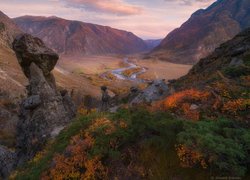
[110,58,146,82]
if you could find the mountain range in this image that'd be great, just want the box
[14,16,149,56]
[151,0,250,64]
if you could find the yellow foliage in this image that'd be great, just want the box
[212,82,231,98]
[77,107,97,116]
[222,98,249,115]
[88,118,116,135]
[176,144,208,169]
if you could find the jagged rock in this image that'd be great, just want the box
[12,34,76,165]
[0,146,16,179]
[130,79,169,105]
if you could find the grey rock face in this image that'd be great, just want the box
[23,95,41,110]
[12,34,76,165]
[229,58,244,67]
[0,146,16,179]
[130,79,169,105]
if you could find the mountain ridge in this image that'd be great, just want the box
[14,15,149,56]
[150,0,250,64]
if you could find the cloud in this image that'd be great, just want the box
[63,0,143,16]
[165,0,215,6]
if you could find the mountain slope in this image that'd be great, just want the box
[167,27,250,121]
[14,16,148,56]
[144,39,162,50]
[150,0,250,64]
[0,11,22,47]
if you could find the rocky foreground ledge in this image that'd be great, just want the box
[0,34,76,179]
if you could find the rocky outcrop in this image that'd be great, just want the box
[130,79,169,105]
[12,34,76,165]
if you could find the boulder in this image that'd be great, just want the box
[130,79,169,105]
[12,34,76,165]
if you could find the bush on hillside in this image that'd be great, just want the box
[177,119,250,176]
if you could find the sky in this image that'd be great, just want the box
[0,0,216,39]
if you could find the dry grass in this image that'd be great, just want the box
[122,67,143,77]
[135,59,192,81]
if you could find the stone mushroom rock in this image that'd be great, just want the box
[12,34,76,165]
[12,34,58,78]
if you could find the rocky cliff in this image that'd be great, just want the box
[151,0,250,64]
[14,16,148,56]
[12,34,76,165]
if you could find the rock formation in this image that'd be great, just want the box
[12,34,76,165]
[130,79,169,105]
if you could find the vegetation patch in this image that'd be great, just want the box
[13,108,250,179]
[177,118,250,176]
[122,67,143,77]
[223,66,250,78]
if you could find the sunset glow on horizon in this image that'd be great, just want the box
[0,0,216,39]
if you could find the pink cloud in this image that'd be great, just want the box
[64,0,143,16]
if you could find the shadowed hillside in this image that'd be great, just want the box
[150,0,250,64]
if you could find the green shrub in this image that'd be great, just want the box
[223,66,250,78]
[177,118,250,176]
[243,54,250,66]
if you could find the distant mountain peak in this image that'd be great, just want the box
[13,16,149,56]
[151,0,250,64]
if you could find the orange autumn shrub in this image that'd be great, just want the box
[162,89,210,109]
[222,98,249,115]
[42,130,107,180]
[152,89,210,120]
[176,144,207,169]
